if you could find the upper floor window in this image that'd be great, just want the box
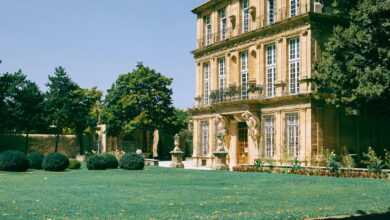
[289,38,300,94]
[201,121,209,156]
[218,57,226,101]
[204,15,212,46]
[203,63,210,105]
[241,0,250,33]
[218,8,227,41]
[267,0,276,25]
[286,113,299,158]
[264,115,275,158]
[240,51,249,99]
[290,0,300,17]
[266,44,276,97]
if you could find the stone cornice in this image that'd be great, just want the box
[192,0,227,15]
[189,94,313,116]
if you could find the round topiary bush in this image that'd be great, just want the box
[27,152,44,169]
[119,153,144,170]
[86,155,106,170]
[0,150,29,172]
[102,153,118,169]
[68,159,81,170]
[42,153,69,172]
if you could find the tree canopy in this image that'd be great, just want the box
[313,0,390,115]
[102,63,176,137]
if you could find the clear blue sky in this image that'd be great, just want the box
[0,0,206,109]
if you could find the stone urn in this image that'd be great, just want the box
[170,134,184,168]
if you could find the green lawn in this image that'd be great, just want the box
[0,167,389,220]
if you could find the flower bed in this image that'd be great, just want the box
[233,165,390,179]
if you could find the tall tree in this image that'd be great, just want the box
[46,66,78,152]
[69,87,102,155]
[0,70,45,152]
[313,0,390,115]
[102,63,175,151]
[0,71,26,132]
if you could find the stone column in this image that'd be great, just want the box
[192,119,200,167]
[213,115,229,170]
[242,112,260,164]
[229,120,238,170]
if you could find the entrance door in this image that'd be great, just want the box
[237,122,248,164]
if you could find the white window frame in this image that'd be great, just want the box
[204,15,212,46]
[201,121,209,156]
[286,113,299,158]
[290,0,300,17]
[218,57,226,101]
[203,63,210,105]
[267,0,276,25]
[240,51,249,99]
[289,38,300,95]
[218,8,227,41]
[264,115,275,158]
[241,0,250,33]
[266,44,276,97]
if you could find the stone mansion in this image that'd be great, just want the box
[189,0,389,170]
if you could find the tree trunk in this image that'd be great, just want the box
[24,132,29,154]
[55,132,60,152]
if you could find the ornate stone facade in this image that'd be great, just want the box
[189,0,387,170]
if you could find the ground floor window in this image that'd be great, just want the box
[201,121,209,156]
[264,115,275,158]
[286,113,299,158]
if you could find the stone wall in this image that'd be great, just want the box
[0,134,92,158]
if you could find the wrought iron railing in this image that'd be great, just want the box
[195,84,264,107]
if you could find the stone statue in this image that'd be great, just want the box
[215,115,229,152]
[170,133,184,168]
[242,111,260,145]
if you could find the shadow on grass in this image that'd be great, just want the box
[322,209,390,220]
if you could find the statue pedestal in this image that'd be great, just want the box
[170,148,184,168]
[213,150,228,170]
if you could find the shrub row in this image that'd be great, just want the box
[0,151,145,172]
[86,153,143,170]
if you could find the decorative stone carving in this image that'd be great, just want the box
[170,134,184,168]
[229,15,236,29]
[241,111,260,147]
[249,6,256,20]
[215,115,229,152]
[214,115,229,170]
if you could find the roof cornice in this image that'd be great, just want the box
[192,0,227,14]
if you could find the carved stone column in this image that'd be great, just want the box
[242,111,261,164]
[213,115,229,170]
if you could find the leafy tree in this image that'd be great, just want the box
[0,71,45,152]
[313,0,390,116]
[69,87,102,155]
[102,63,176,151]
[46,66,78,152]
[0,71,26,131]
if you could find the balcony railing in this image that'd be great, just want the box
[195,84,264,107]
[196,2,312,49]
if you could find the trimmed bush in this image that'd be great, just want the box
[0,150,29,172]
[27,152,44,169]
[68,159,81,170]
[120,153,144,170]
[42,153,69,172]
[102,153,118,169]
[86,155,106,170]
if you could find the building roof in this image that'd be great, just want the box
[192,0,226,14]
